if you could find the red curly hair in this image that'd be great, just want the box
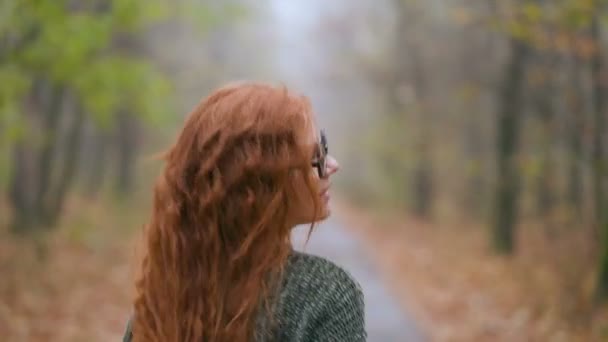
[132,82,322,341]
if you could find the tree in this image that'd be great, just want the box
[1,0,173,232]
[589,1,608,301]
[565,55,587,218]
[492,11,531,252]
[397,0,434,219]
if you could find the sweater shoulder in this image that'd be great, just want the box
[285,251,363,298]
[274,251,366,341]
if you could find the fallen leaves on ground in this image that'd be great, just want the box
[0,198,141,342]
[334,199,608,342]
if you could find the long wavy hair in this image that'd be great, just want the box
[132,82,321,341]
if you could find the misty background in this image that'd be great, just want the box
[1,0,608,341]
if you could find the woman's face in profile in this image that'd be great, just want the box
[288,124,340,226]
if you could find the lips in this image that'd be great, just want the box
[319,185,330,195]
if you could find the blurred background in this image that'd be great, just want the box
[1,0,608,341]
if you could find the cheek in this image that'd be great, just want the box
[288,170,319,216]
[292,171,313,202]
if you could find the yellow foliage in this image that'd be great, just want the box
[522,3,543,23]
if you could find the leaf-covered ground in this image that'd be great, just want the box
[2,196,606,341]
[335,200,608,342]
[0,198,138,341]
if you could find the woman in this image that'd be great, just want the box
[123,82,366,341]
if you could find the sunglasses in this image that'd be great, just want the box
[311,129,329,178]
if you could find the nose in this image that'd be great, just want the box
[325,155,340,177]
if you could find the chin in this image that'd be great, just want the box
[317,206,331,221]
[293,205,331,226]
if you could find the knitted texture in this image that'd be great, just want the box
[123,251,367,341]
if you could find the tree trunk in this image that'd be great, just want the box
[536,120,556,221]
[115,111,139,198]
[35,84,65,221]
[44,95,85,226]
[590,10,608,301]
[493,37,529,254]
[9,79,45,233]
[9,142,34,233]
[533,60,557,225]
[397,1,434,219]
[464,113,484,214]
[83,123,109,198]
[409,78,433,219]
[567,57,586,217]
[412,142,433,218]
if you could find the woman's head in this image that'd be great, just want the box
[132,82,339,341]
[288,128,340,225]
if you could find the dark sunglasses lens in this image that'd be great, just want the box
[321,130,328,154]
[321,157,327,178]
[318,130,328,177]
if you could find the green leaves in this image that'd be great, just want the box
[74,57,129,128]
[0,63,28,188]
[522,3,543,23]
[111,0,172,30]
[0,63,29,138]
[0,0,240,142]
[1,0,180,131]
[74,57,172,128]
[21,13,113,79]
[488,0,606,55]
[183,2,249,33]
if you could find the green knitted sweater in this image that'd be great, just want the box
[122,251,367,341]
